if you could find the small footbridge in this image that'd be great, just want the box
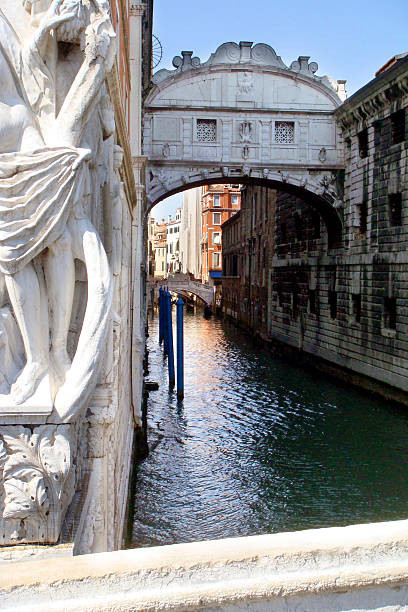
[153,274,214,305]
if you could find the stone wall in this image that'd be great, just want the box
[222,56,408,402]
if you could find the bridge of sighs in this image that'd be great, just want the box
[143,41,347,244]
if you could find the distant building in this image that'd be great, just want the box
[222,186,276,330]
[152,220,167,278]
[147,215,156,277]
[180,188,202,278]
[201,185,241,289]
[166,208,182,274]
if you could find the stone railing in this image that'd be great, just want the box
[1,519,408,610]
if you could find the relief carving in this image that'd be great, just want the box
[0,424,75,544]
[0,0,115,421]
[239,121,253,143]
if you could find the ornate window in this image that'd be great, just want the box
[196,119,217,142]
[274,121,295,144]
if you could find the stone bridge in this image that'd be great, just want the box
[155,274,214,305]
[143,41,346,244]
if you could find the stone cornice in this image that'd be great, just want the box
[129,3,145,17]
[335,56,408,132]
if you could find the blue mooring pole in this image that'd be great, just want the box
[176,296,184,400]
[166,291,175,388]
[163,288,169,355]
[159,287,164,344]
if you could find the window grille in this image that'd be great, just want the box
[275,121,295,144]
[391,110,406,145]
[358,129,368,158]
[358,201,367,234]
[309,290,317,315]
[294,213,302,242]
[280,222,287,244]
[352,293,361,323]
[388,193,402,226]
[384,297,396,330]
[328,290,337,319]
[291,288,298,320]
[196,119,217,142]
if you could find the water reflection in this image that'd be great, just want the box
[131,310,408,548]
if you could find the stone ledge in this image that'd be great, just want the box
[1,519,408,611]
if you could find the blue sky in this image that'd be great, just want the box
[151,0,407,220]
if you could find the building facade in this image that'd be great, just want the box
[180,188,202,279]
[201,185,241,286]
[167,208,182,274]
[151,220,167,278]
[222,186,276,330]
[221,54,408,402]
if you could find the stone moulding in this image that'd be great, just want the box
[0,424,75,545]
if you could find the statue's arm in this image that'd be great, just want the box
[54,18,115,148]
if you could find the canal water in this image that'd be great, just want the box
[130,308,408,548]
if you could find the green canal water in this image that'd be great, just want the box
[130,309,408,548]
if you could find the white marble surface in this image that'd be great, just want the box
[1,519,408,611]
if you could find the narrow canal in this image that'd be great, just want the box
[130,308,408,548]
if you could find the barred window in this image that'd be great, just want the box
[391,110,405,145]
[388,193,402,227]
[275,121,295,144]
[358,129,368,158]
[384,297,396,330]
[196,119,217,142]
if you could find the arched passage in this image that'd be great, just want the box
[146,174,343,248]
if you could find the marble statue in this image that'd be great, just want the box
[0,0,114,420]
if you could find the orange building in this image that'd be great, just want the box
[201,185,241,287]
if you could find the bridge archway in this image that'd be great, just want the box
[143,41,346,246]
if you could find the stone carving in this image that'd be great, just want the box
[162,143,170,158]
[290,56,318,76]
[239,121,253,143]
[152,42,341,95]
[0,0,115,421]
[318,147,327,163]
[0,424,75,544]
[172,50,201,71]
[237,71,254,99]
[149,168,171,191]
[251,43,286,68]
[242,146,250,160]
